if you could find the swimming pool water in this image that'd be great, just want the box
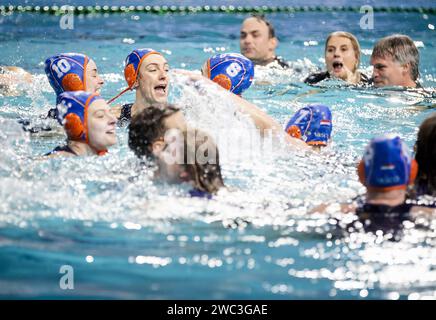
[0,2,436,299]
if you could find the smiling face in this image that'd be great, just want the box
[325,36,359,80]
[370,55,412,87]
[240,17,277,64]
[85,59,104,94]
[136,54,169,105]
[86,99,117,151]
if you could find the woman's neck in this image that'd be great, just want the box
[366,189,406,207]
[132,91,152,118]
[67,140,98,156]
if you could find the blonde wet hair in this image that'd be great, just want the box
[325,31,361,72]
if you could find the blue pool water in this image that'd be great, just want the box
[1,1,436,299]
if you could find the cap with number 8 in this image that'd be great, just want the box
[204,53,254,95]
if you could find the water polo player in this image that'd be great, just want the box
[45,91,116,157]
[108,48,169,123]
[44,53,104,117]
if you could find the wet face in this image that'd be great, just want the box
[153,111,189,183]
[163,110,188,132]
[240,17,277,64]
[85,59,104,94]
[325,36,358,80]
[154,128,187,184]
[371,55,410,87]
[87,99,117,150]
[137,54,169,105]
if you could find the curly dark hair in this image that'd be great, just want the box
[128,104,180,159]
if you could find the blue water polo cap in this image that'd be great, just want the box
[285,104,333,146]
[124,48,162,89]
[358,135,418,191]
[206,53,254,95]
[56,91,103,142]
[45,53,89,97]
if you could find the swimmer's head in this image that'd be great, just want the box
[240,15,278,65]
[109,49,168,105]
[57,91,117,153]
[358,135,418,192]
[202,53,254,95]
[370,35,419,88]
[128,104,186,159]
[45,53,104,97]
[285,105,332,147]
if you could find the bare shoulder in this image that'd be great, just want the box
[309,202,356,214]
[45,151,75,158]
[110,104,122,119]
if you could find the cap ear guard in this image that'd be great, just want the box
[286,125,302,140]
[212,74,232,91]
[409,159,418,185]
[124,63,137,89]
[62,73,85,92]
[64,113,85,141]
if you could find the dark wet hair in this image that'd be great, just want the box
[415,114,436,196]
[128,104,180,159]
[183,129,225,194]
[248,14,276,39]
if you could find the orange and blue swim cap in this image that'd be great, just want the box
[124,48,162,89]
[56,91,104,142]
[358,135,418,191]
[285,105,332,146]
[45,53,89,97]
[205,53,254,95]
[107,48,163,105]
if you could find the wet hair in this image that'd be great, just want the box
[247,14,276,39]
[371,34,420,81]
[415,114,436,196]
[128,104,180,159]
[183,129,225,194]
[325,31,361,72]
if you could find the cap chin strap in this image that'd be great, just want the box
[107,87,131,104]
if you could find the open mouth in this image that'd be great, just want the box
[332,61,343,72]
[154,84,167,95]
[106,129,115,135]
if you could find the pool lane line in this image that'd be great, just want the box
[0,5,435,15]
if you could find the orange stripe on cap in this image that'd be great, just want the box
[82,55,88,92]
[83,93,96,144]
[107,87,130,105]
